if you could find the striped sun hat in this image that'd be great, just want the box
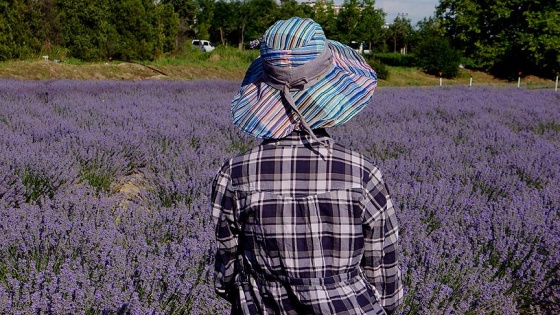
[231,17,377,139]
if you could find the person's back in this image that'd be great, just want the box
[213,130,400,314]
[212,17,403,315]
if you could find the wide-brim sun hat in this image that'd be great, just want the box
[231,17,378,140]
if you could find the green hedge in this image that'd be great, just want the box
[371,53,417,67]
[364,56,389,80]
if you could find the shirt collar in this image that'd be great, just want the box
[261,128,332,146]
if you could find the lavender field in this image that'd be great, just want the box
[0,79,558,314]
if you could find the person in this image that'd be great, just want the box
[211,17,403,315]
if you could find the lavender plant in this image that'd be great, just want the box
[0,80,558,314]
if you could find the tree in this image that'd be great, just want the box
[388,15,413,54]
[28,0,63,54]
[416,16,444,39]
[209,0,237,46]
[162,0,198,47]
[312,0,337,38]
[0,0,22,60]
[335,0,362,44]
[0,0,49,60]
[153,2,179,56]
[357,0,385,52]
[232,0,277,50]
[57,0,114,61]
[277,0,308,20]
[519,8,560,76]
[416,36,461,78]
[194,0,215,40]
[228,0,250,50]
[436,0,560,77]
[108,0,157,60]
[410,16,445,54]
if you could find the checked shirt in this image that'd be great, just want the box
[211,130,402,314]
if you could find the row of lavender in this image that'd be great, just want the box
[0,80,558,314]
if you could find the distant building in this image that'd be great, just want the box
[301,1,343,14]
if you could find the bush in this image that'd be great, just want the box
[416,37,461,78]
[365,57,389,80]
[371,52,417,67]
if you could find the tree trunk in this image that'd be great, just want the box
[238,24,245,50]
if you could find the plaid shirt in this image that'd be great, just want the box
[211,130,403,314]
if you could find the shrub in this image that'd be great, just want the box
[365,56,389,80]
[416,37,461,78]
[371,52,417,67]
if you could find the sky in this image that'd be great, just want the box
[360,0,440,25]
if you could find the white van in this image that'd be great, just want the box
[192,39,215,52]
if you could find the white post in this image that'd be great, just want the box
[517,76,521,88]
[469,76,473,88]
[556,75,558,91]
[440,77,443,86]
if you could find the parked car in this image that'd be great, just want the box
[192,39,215,52]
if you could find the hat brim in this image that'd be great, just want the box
[231,40,377,139]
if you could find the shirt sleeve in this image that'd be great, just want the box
[210,160,239,302]
[360,166,403,314]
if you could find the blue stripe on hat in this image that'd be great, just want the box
[261,18,325,68]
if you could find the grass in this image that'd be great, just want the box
[377,66,555,89]
[0,46,556,88]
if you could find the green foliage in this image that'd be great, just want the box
[436,0,560,78]
[243,0,279,45]
[334,0,362,44]
[57,0,111,61]
[0,0,556,79]
[387,15,414,54]
[364,56,389,80]
[153,3,179,57]
[0,0,41,60]
[209,0,237,46]
[416,37,461,78]
[521,9,560,77]
[195,0,215,40]
[80,166,113,194]
[277,0,308,20]
[55,0,178,61]
[333,0,385,52]
[312,0,337,38]
[20,169,55,203]
[357,0,386,53]
[372,53,416,67]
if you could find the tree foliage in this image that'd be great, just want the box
[334,0,362,44]
[57,0,113,61]
[387,15,414,54]
[312,0,337,38]
[358,0,386,52]
[410,16,463,78]
[416,36,461,78]
[436,0,560,77]
[0,0,556,78]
